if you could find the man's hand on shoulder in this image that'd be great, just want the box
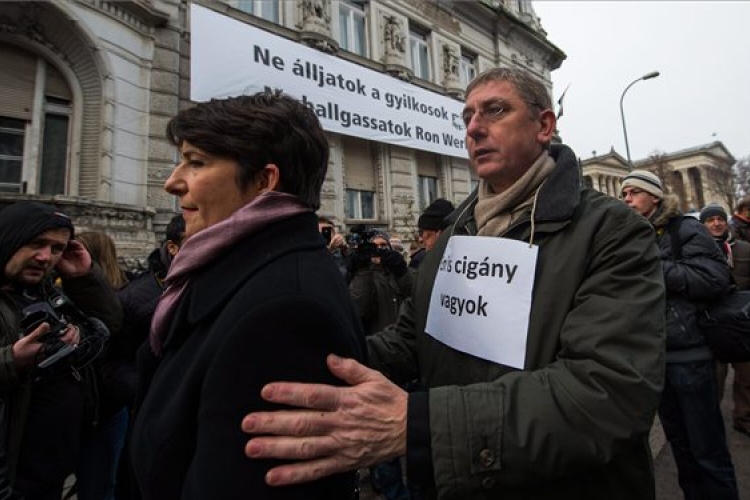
[55,239,92,278]
[242,354,408,486]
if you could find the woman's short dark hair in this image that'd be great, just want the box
[166,91,329,209]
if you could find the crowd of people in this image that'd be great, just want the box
[0,67,747,500]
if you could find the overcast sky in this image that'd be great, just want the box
[532,1,750,163]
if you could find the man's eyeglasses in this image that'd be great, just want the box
[621,188,646,199]
[461,99,544,127]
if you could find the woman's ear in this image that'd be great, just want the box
[259,164,280,192]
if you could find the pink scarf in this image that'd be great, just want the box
[149,191,311,354]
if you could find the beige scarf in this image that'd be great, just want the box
[474,150,556,237]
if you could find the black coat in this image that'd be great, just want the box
[652,197,731,361]
[105,250,167,408]
[131,213,365,499]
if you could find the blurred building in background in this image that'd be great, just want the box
[582,141,736,213]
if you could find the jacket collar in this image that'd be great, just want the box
[450,144,582,234]
[162,213,324,350]
[649,195,681,229]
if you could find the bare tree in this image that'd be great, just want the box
[734,155,750,201]
[705,164,736,211]
[648,150,673,193]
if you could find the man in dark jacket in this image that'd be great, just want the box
[0,201,122,500]
[349,231,412,336]
[622,172,738,499]
[242,68,666,499]
[701,203,750,439]
[409,199,455,270]
[730,195,750,242]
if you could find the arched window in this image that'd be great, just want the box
[0,43,72,195]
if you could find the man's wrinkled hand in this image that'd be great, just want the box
[241,354,408,486]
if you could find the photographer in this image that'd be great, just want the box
[348,231,412,336]
[0,201,121,500]
[318,216,349,282]
[348,231,414,500]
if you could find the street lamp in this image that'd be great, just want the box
[619,71,660,167]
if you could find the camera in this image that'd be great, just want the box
[321,226,333,245]
[347,225,389,273]
[20,299,77,369]
[345,224,377,251]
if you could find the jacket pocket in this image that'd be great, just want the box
[665,302,704,350]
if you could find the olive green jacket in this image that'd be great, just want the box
[368,144,666,499]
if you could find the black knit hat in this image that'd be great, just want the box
[699,203,728,223]
[418,198,455,231]
[0,202,74,277]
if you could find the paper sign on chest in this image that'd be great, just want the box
[426,235,538,369]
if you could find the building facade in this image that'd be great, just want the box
[0,0,563,266]
[582,141,737,213]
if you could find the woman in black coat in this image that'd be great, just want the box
[130,92,365,499]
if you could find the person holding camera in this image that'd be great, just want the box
[0,201,122,500]
[318,216,350,282]
[348,231,414,500]
[349,231,412,337]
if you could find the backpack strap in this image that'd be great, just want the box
[665,216,684,261]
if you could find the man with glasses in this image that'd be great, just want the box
[621,170,739,499]
[242,68,666,499]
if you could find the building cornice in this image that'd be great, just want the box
[74,0,170,35]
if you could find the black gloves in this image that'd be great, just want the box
[379,249,407,278]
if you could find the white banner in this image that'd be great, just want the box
[190,4,468,159]
[426,236,538,369]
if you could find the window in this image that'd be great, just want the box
[0,117,25,193]
[233,0,279,23]
[338,1,366,56]
[39,99,71,195]
[0,44,73,196]
[346,189,375,219]
[343,136,375,220]
[460,53,477,88]
[417,175,438,211]
[409,27,430,80]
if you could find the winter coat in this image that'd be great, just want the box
[131,212,365,500]
[0,266,122,481]
[104,247,169,408]
[349,263,412,335]
[649,196,731,362]
[367,144,666,500]
[730,214,750,242]
[729,237,750,290]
